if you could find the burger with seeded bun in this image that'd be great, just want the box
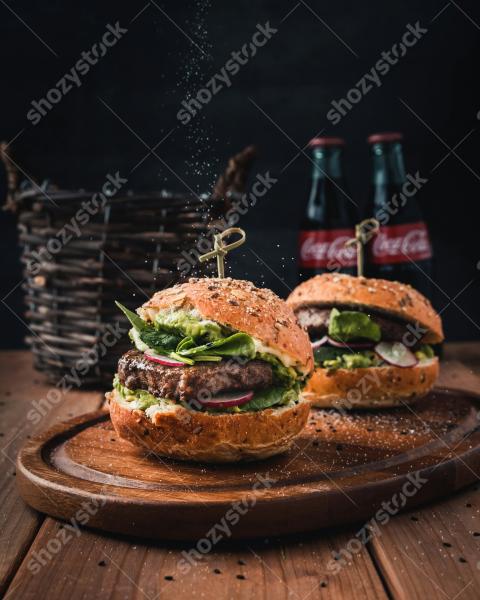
[287,273,443,409]
[107,278,313,462]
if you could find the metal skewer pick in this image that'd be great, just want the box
[345,218,380,277]
[199,227,246,278]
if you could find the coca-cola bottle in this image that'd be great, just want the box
[298,137,358,281]
[366,132,433,296]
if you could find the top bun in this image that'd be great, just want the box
[287,273,444,344]
[139,278,313,373]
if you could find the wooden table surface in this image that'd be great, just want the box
[1,345,480,600]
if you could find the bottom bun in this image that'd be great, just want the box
[303,358,439,409]
[107,390,310,463]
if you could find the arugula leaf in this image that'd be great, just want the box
[115,301,146,332]
[176,336,195,352]
[169,352,195,365]
[192,354,222,362]
[178,332,255,359]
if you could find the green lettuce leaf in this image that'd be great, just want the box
[177,332,256,359]
[238,386,297,412]
[328,308,381,343]
[313,346,346,365]
[117,302,292,369]
[114,375,296,415]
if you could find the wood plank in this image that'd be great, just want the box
[439,358,480,395]
[3,343,480,599]
[369,484,480,600]
[368,347,480,600]
[0,351,104,596]
[5,522,388,600]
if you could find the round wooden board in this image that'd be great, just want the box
[17,388,480,541]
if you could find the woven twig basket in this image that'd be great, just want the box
[15,189,225,384]
[2,143,255,385]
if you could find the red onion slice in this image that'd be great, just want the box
[144,351,185,367]
[312,336,329,350]
[374,341,418,368]
[198,390,254,408]
[326,336,374,349]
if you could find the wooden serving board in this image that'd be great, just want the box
[16,388,480,541]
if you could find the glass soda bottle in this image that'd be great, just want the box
[298,137,358,281]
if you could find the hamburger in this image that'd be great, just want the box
[108,278,313,462]
[287,273,444,409]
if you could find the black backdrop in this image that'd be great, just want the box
[1,0,479,347]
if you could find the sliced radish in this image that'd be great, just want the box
[144,351,185,367]
[374,341,418,368]
[312,335,328,350]
[198,390,254,409]
[327,336,374,349]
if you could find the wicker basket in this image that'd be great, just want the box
[14,189,224,384]
[2,145,256,386]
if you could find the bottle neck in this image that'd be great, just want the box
[310,146,344,180]
[370,142,406,186]
[306,146,350,224]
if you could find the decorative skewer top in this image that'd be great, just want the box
[199,227,246,278]
[345,218,380,277]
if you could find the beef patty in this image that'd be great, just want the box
[118,350,273,402]
[296,306,411,341]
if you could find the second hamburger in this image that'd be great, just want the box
[287,273,444,409]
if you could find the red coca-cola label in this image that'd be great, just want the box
[299,229,356,268]
[371,221,432,264]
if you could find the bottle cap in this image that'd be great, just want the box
[367,132,403,144]
[308,137,346,147]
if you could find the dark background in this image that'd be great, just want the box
[1,0,479,347]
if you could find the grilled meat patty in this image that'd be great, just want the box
[296,307,410,341]
[295,308,331,338]
[118,350,274,402]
